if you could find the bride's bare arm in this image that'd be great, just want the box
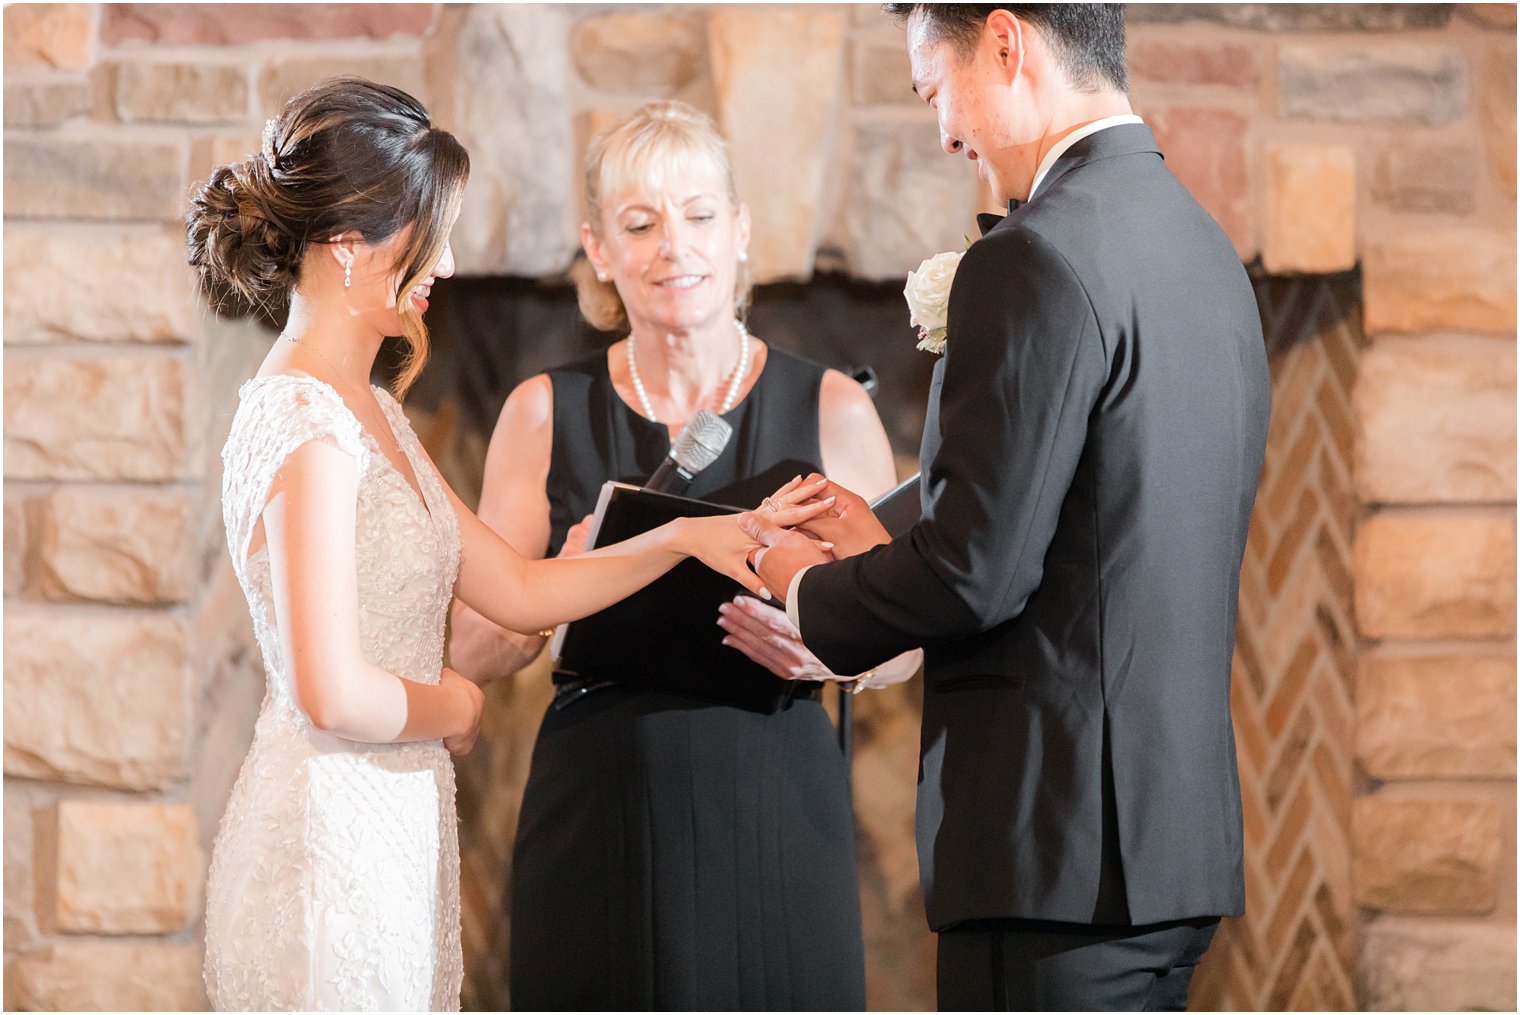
[447,375,558,682]
[425,451,833,637]
[265,439,482,745]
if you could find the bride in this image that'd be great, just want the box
[186,77,828,1011]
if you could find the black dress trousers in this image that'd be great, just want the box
[936,917,1219,1012]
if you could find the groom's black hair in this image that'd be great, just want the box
[883,3,1128,94]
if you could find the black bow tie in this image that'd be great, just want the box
[976,198,1024,236]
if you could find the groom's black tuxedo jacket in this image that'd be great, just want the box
[798,124,1270,931]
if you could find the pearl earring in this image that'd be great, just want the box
[596,270,609,282]
[738,250,749,263]
[344,260,352,289]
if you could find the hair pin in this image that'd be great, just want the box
[261,118,279,168]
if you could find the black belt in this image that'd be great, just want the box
[550,671,823,713]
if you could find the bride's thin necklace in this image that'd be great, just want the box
[282,333,402,454]
[626,319,750,423]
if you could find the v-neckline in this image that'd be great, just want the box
[254,373,436,526]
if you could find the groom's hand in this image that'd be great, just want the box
[791,473,891,559]
[736,510,832,605]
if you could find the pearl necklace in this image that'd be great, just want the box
[626,320,750,423]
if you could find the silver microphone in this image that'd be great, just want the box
[647,410,733,494]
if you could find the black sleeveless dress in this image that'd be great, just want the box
[508,348,866,1011]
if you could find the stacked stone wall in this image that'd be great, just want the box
[3,5,1513,1010]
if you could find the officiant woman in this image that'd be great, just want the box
[448,100,919,1009]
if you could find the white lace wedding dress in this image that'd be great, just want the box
[204,374,463,1011]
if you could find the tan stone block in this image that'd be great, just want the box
[3,610,191,789]
[1358,652,1516,779]
[4,138,185,222]
[187,132,265,193]
[709,6,848,281]
[1364,226,1517,336]
[56,800,202,933]
[5,498,27,597]
[1134,6,1452,31]
[104,3,434,46]
[1129,39,1261,87]
[259,54,426,117]
[423,5,578,276]
[1370,142,1479,214]
[1148,108,1253,259]
[1279,45,1468,125]
[4,792,39,949]
[3,76,93,128]
[1481,41,1517,193]
[1262,143,1355,274]
[570,12,706,93]
[113,60,250,124]
[38,487,196,604]
[1362,919,1517,1011]
[853,42,916,105]
[1354,510,1516,639]
[3,225,195,344]
[1356,335,1516,504]
[1353,797,1503,913]
[1460,4,1520,29]
[5,940,206,1011]
[836,119,980,280]
[3,4,98,69]
[4,354,196,481]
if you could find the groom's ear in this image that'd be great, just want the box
[985,8,1025,80]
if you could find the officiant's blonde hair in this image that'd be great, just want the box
[575,101,752,333]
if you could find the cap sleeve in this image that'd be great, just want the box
[220,375,369,576]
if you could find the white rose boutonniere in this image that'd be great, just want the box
[903,250,964,355]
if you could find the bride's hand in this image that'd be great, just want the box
[439,667,484,755]
[760,474,844,519]
[675,481,836,598]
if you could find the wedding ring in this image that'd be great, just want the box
[760,497,781,513]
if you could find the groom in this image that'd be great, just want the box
[742,4,1270,1010]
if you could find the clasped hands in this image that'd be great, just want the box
[737,473,892,598]
[709,474,892,685]
[562,474,892,686]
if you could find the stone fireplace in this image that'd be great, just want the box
[4,4,1514,1010]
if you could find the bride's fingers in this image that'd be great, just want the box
[770,474,806,499]
[771,476,830,507]
[763,497,836,528]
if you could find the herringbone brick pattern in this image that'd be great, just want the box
[1190,274,1363,1011]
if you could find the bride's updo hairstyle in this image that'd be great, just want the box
[186,77,469,397]
[575,100,751,334]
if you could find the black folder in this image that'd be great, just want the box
[549,475,922,711]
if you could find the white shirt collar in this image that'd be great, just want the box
[1026,114,1144,202]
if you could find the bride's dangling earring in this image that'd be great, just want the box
[344,259,352,289]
